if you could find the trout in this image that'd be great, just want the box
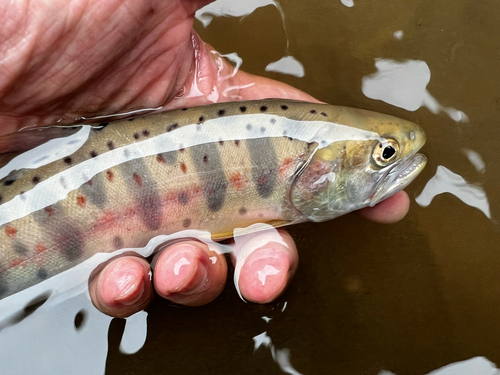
[0,100,426,299]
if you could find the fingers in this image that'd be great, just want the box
[88,255,154,318]
[356,191,410,224]
[231,229,299,304]
[152,240,227,306]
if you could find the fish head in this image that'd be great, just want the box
[290,111,427,222]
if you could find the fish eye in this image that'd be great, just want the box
[373,139,399,166]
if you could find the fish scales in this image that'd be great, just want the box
[0,100,427,299]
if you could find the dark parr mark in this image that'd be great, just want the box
[260,105,268,112]
[167,123,179,132]
[79,174,107,208]
[113,236,124,249]
[63,157,72,165]
[62,233,84,262]
[183,218,192,228]
[239,207,247,215]
[177,192,189,206]
[281,105,288,110]
[246,138,278,198]
[240,106,247,113]
[107,141,115,150]
[191,143,227,212]
[217,109,226,116]
[14,243,28,255]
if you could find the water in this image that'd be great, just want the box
[2,0,500,374]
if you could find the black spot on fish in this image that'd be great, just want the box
[3,179,15,186]
[198,116,205,124]
[178,191,189,206]
[310,109,317,114]
[37,269,48,280]
[90,150,98,158]
[270,118,276,124]
[127,118,135,122]
[63,157,72,164]
[133,133,140,140]
[240,106,247,113]
[288,137,293,141]
[281,105,288,110]
[107,141,115,150]
[260,105,268,112]
[217,109,226,116]
[239,207,247,215]
[142,130,150,137]
[113,236,124,249]
[14,243,28,255]
[32,176,41,184]
[219,140,224,146]
[167,123,179,132]
[203,155,208,164]
[320,112,328,117]
[246,124,252,131]
[234,140,240,146]
[183,218,192,228]
[74,309,86,330]
[181,107,188,111]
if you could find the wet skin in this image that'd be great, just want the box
[0,0,409,317]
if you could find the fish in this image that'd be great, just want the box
[0,100,427,299]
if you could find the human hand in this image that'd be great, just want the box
[0,0,409,317]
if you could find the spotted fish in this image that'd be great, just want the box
[0,100,426,299]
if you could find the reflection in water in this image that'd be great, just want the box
[341,0,355,8]
[463,148,486,173]
[253,330,303,375]
[265,55,305,77]
[416,165,491,219]
[119,311,148,355]
[379,357,500,375]
[362,59,468,122]
[393,30,404,40]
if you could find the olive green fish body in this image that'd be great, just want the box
[0,100,426,299]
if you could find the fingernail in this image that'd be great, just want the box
[114,277,145,306]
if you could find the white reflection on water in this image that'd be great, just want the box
[393,30,404,40]
[253,330,303,375]
[362,59,468,122]
[416,165,491,219]
[265,56,305,77]
[379,356,500,375]
[463,148,486,173]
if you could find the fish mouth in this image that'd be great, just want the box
[370,153,427,206]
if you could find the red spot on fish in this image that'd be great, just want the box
[45,206,54,216]
[166,191,176,201]
[10,258,25,268]
[180,162,187,174]
[156,154,165,163]
[230,172,246,190]
[279,157,294,176]
[234,140,240,146]
[133,173,143,186]
[77,195,86,207]
[106,170,114,181]
[95,211,116,228]
[5,225,17,237]
[36,243,47,254]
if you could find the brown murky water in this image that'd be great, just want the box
[104,1,500,374]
